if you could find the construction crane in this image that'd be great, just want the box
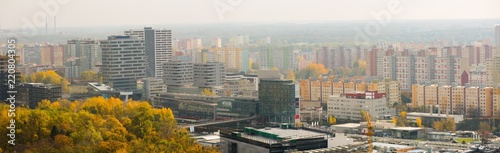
[362,111,374,153]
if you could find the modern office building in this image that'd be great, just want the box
[124,27,172,78]
[143,77,167,99]
[66,39,101,78]
[0,55,20,102]
[17,83,62,109]
[327,91,395,121]
[220,127,332,153]
[217,96,259,118]
[218,78,256,97]
[100,35,147,91]
[153,92,219,120]
[163,61,194,87]
[259,79,296,123]
[194,62,225,88]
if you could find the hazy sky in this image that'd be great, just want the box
[1,0,500,29]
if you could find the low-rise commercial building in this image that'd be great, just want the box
[143,77,167,99]
[390,127,427,139]
[17,83,62,109]
[327,91,395,121]
[220,126,333,153]
[153,93,220,120]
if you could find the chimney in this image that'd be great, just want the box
[54,16,56,33]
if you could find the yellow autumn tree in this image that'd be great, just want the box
[416,117,423,127]
[297,63,329,79]
[201,88,216,96]
[329,116,337,125]
[272,67,279,71]
[25,70,70,90]
[392,117,397,125]
[433,120,444,131]
[0,96,218,153]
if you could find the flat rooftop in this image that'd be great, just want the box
[331,123,361,128]
[88,82,114,91]
[390,127,424,131]
[255,128,325,139]
[373,142,413,150]
[406,112,463,118]
[241,128,327,144]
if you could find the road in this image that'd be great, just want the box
[374,136,470,149]
[181,115,258,128]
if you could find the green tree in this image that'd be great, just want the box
[79,70,98,81]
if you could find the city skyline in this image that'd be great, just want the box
[1,0,500,29]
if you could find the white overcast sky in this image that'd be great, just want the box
[1,0,499,29]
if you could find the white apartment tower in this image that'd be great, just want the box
[124,27,172,78]
[100,35,147,91]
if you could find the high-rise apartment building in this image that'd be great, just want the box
[300,79,401,106]
[66,39,101,78]
[124,27,172,78]
[383,51,468,90]
[100,35,146,91]
[366,48,378,77]
[496,25,500,53]
[412,84,494,117]
[211,38,222,48]
[40,44,65,67]
[469,64,487,86]
[487,56,500,87]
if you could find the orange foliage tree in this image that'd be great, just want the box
[296,63,329,79]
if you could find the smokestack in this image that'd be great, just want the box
[54,16,56,34]
[45,17,48,35]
